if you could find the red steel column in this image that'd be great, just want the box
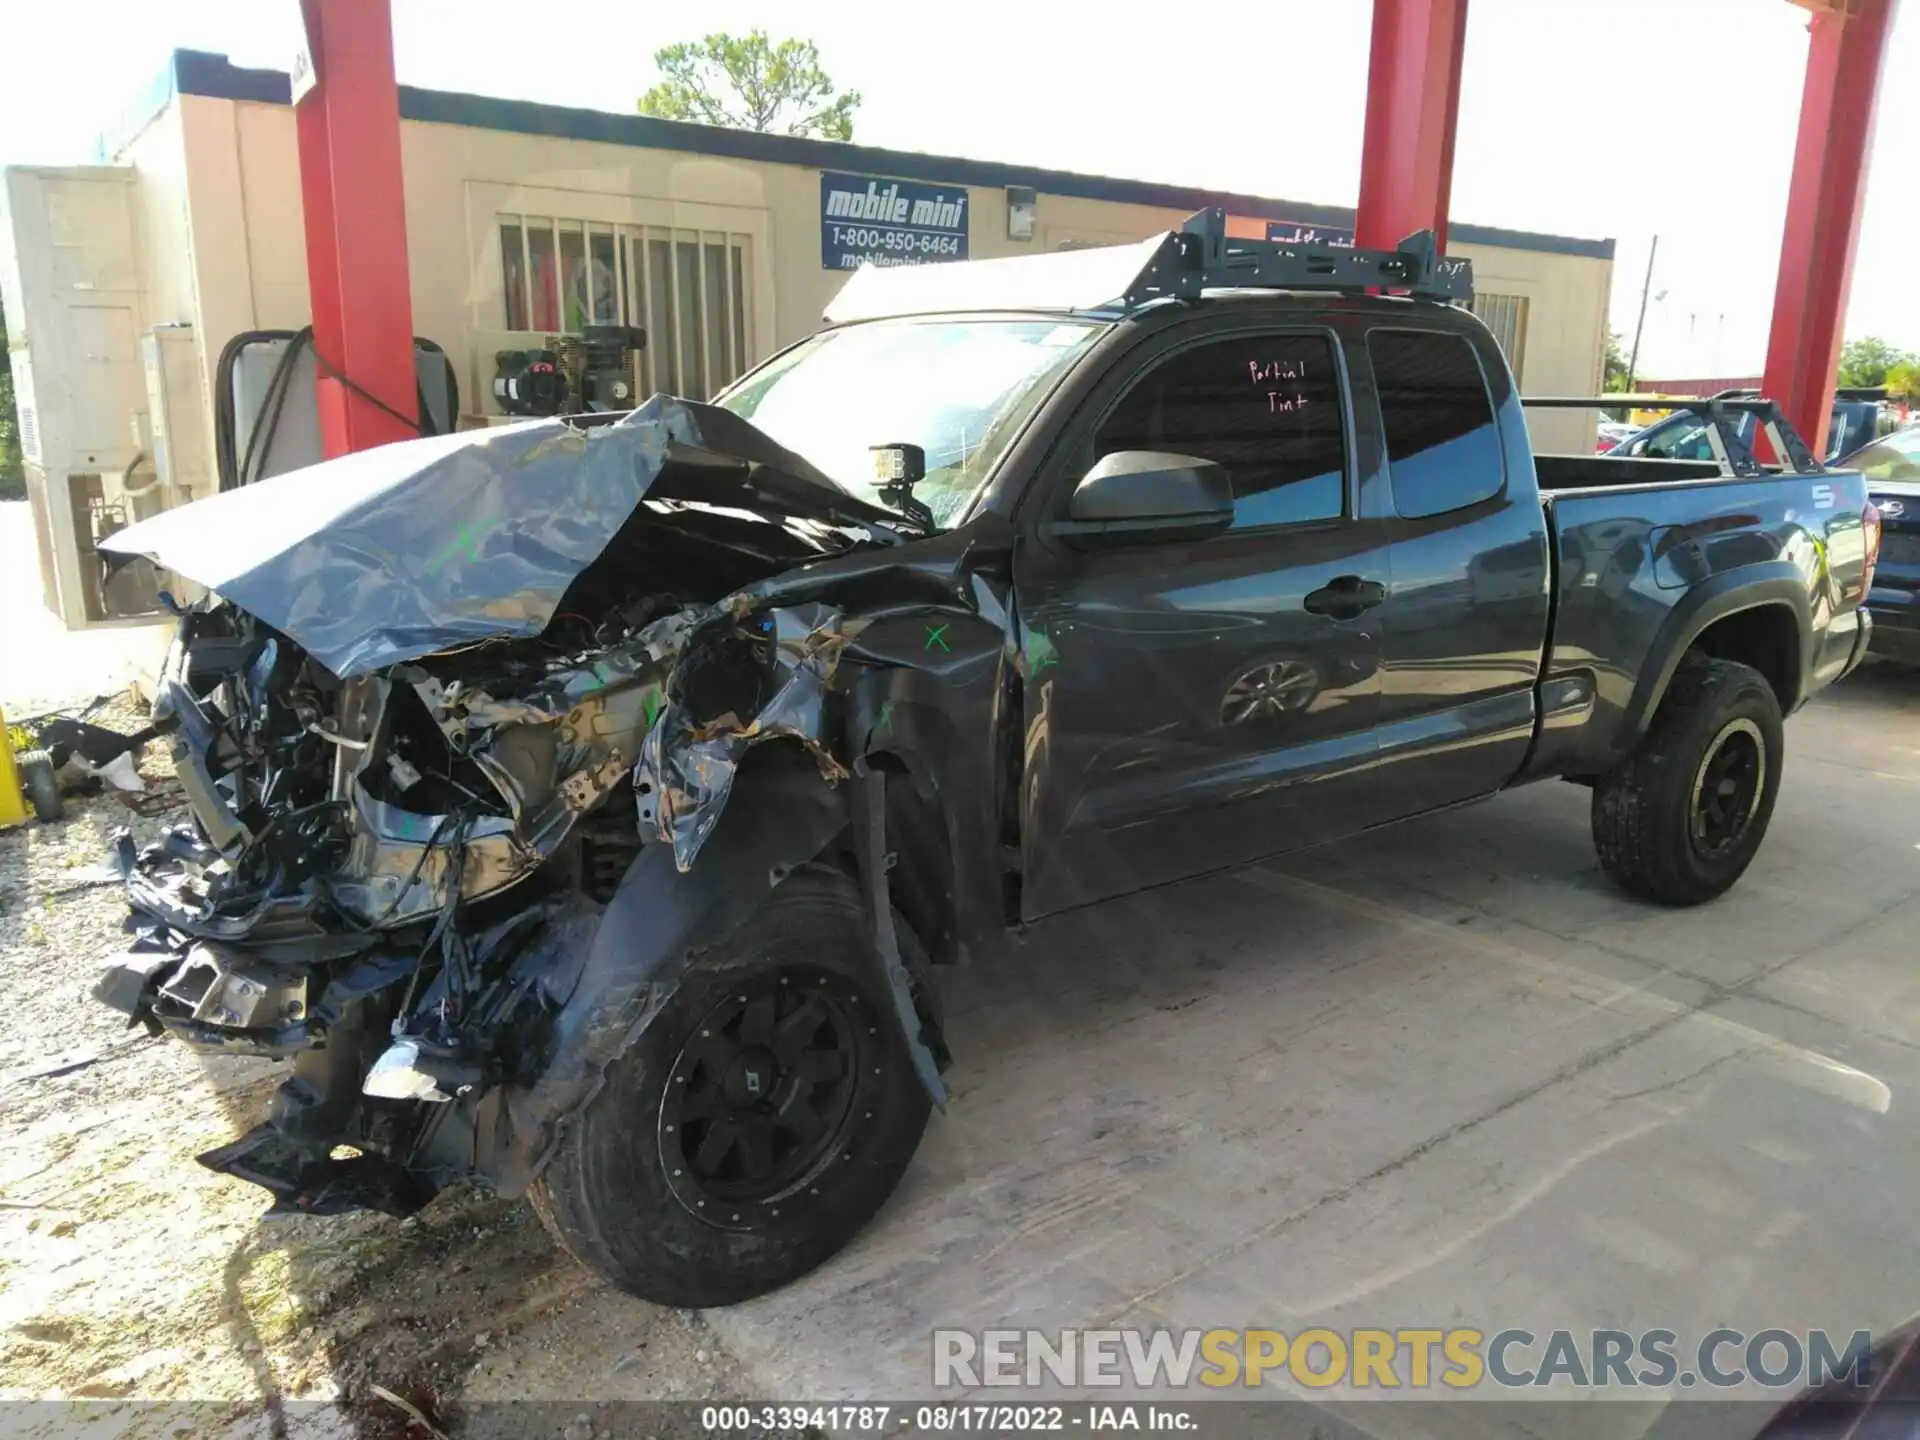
[1354,0,1470,252]
[295,0,417,457]
[1761,0,1900,457]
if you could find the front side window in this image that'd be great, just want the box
[1370,330,1505,519]
[1093,332,1347,530]
[719,318,1102,529]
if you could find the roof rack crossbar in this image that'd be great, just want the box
[1124,208,1474,308]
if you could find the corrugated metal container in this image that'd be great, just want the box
[1630,375,1762,396]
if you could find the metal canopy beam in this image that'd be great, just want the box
[1354,0,1470,253]
[1761,0,1900,458]
[294,0,418,458]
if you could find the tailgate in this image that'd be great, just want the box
[1868,479,1920,618]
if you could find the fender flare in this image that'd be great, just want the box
[452,750,852,1197]
[1620,565,1811,745]
[445,748,949,1198]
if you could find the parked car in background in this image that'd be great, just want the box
[1839,424,1920,666]
[1595,420,1640,452]
[1609,389,1887,463]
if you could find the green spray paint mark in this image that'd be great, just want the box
[1023,628,1060,676]
[924,623,952,654]
[877,700,896,733]
[425,517,503,576]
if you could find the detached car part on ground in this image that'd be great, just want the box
[94,215,1876,1308]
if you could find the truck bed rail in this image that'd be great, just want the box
[1522,395,1825,477]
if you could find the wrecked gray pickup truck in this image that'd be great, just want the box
[94,215,1875,1308]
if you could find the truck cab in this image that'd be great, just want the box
[989,296,1548,912]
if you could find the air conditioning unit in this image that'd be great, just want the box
[1,164,195,627]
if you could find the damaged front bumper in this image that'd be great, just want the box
[93,592,984,1219]
[87,588,807,1215]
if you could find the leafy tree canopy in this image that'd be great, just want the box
[639,32,860,140]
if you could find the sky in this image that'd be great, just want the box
[0,0,1913,380]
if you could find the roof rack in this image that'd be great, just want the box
[1124,208,1475,307]
[1521,394,1823,476]
[822,209,1474,325]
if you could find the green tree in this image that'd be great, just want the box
[638,32,860,140]
[0,291,21,501]
[1836,335,1909,389]
[1603,330,1632,392]
[1886,358,1920,409]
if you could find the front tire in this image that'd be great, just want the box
[1591,655,1784,906]
[530,867,933,1307]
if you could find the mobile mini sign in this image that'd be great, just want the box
[821,171,969,271]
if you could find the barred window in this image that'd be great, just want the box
[1472,292,1529,382]
[499,217,752,401]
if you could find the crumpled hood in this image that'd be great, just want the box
[101,395,897,679]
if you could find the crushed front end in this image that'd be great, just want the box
[87,397,933,1217]
[97,597,697,1214]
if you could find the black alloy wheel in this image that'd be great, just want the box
[659,969,878,1228]
[1591,655,1784,906]
[528,867,935,1307]
[1688,717,1765,860]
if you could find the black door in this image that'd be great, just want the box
[1014,322,1393,919]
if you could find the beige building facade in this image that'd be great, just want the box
[6,51,1615,624]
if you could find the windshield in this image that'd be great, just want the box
[1845,427,1920,481]
[717,317,1104,528]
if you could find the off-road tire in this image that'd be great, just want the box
[530,867,935,1307]
[20,750,61,823]
[1591,655,1783,906]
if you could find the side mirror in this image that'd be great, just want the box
[1047,451,1234,544]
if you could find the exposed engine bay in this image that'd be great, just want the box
[92,397,1013,1218]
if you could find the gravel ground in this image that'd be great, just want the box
[0,683,750,1434]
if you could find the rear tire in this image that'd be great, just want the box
[530,867,934,1307]
[1591,655,1783,906]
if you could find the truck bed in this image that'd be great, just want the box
[1522,464,1873,786]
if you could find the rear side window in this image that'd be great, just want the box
[1093,333,1346,530]
[1370,331,1505,519]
